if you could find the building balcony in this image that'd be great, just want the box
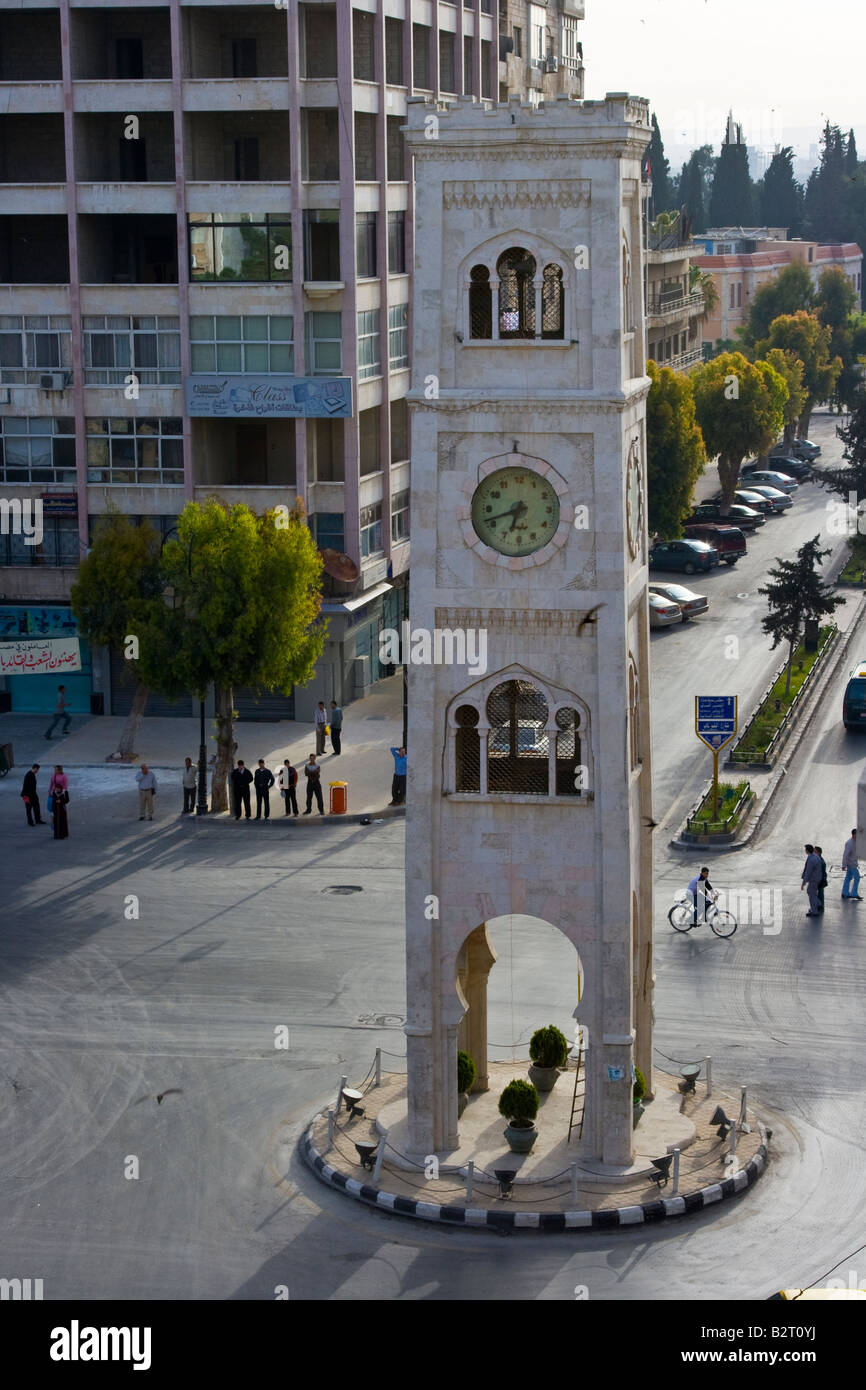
[184,182,292,214]
[668,347,704,373]
[193,485,298,514]
[0,184,66,216]
[182,79,291,112]
[72,81,173,114]
[76,183,176,215]
[0,83,63,115]
[646,291,705,323]
[308,481,345,514]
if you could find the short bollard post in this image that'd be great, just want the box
[739,1085,749,1132]
[671,1147,680,1195]
[729,1117,738,1164]
[327,1108,335,1152]
[374,1048,382,1088]
[465,1160,475,1203]
[336,1073,348,1114]
[705,1056,712,1099]
[570,1163,578,1205]
[373,1130,387,1184]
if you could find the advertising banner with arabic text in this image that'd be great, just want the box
[0,637,82,675]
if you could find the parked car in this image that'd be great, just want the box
[732,488,776,515]
[842,662,866,730]
[648,592,683,628]
[689,501,765,529]
[741,469,798,493]
[648,538,719,574]
[683,523,747,564]
[648,582,709,619]
[743,484,793,512]
[489,720,548,754]
[763,455,814,479]
[771,438,820,460]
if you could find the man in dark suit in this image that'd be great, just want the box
[231,760,254,820]
[21,763,45,825]
[254,759,275,820]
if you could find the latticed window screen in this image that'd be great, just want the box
[628,663,640,770]
[486,679,549,794]
[455,705,481,792]
[541,264,564,338]
[555,706,582,796]
[497,248,536,339]
[469,265,492,339]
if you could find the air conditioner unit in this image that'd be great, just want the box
[39,372,69,391]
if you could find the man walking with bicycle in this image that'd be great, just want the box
[688,866,715,924]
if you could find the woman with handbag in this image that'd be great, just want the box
[49,764,70,840]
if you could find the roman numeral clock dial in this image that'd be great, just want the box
[470,467,561,557]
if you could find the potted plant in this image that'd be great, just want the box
[633,1066,647,1128]
[498,1078,539,1153]
[528,1023,570,1091]
[457,1050,477,1117]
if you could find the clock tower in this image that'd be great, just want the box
[402,92,654,1167]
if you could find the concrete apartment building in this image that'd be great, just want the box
[0,0,584,721]
[645,222,705,373]
[693,226,863,347]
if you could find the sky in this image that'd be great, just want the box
[581,0,864,167]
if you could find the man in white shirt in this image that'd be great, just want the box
[314,702,328,755]
[136,764,158,821]
[841,829,862,901]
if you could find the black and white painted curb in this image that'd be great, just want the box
[301,1121,770,1231]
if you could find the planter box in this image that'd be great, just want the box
[680,783,755,845]
[727,629,836,770]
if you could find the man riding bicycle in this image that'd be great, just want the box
[687,866,715,924]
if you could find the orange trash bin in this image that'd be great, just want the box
[329,781,348,814]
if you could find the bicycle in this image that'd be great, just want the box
[668,889,737,938]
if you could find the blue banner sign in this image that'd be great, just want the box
[185,375,353,419]
[695,695,738,751]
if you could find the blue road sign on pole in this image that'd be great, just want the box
[695,696,738,752]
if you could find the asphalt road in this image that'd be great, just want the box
[2,411,865,1302]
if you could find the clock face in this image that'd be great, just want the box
[471,467,562,557]
[626,444,643,559]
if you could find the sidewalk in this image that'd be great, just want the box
[0,673,406,818]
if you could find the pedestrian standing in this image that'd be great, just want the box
[842,829,862,900]
[49,765,69,840]
[20,763,46,825]
[254,759,275,820]
[44,684,71,740]
[389,746,407,805]
[314,701,328,755]
[278,759,298,816]
[182,757,197,814]
[136,763,158,821]
[231,760,253,819]
[303,753,325,815]
[801,843,822,917]
[815,845,828,912]
[329,701,343,756]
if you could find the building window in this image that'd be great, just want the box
[413,24,431,88]
[304,312,342,376]
[357,310,381,380]
[188,213,291,282]
[360,501,383,558]
[529,4,546,65]
[487,679,549,794]
[83,315,180,384]
[303,109,339,180]
[736,282,742,307]
[356,212,378,278]
[628,659,640,770]
[480,38,492,97]
[541,264,564,338]
[0,417,76,485]
[388,211,406,274]
[85,417,183,485]
[189,316,293,374]
[729,283,736,308]
[439,31,456,92]
[0,316,72,385]
[359,405,381,476]
[313,511,345,554]
[391,487,410,543]
[561,17,581,71]
[311,418,344,482]
[385,18,404,84]
[303,210,340,281]
[387,116,405,181]
[390,396,408,462]
[469,265,493,339]
[455,705,481,792]
[354,112,377,181]
[0,515,79,568]
[513,26,523,57]
[554,706,582,796]
[388,303,409,369]
[463,35,473,92]
[498,248,536,339]
[449,676,590,798]
[353,9,376,81]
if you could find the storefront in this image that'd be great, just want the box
[0,605,92,714]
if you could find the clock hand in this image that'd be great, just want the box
[485,503,523,523]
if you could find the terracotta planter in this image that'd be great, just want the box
[504,1122,538,1153]
[528,1063,561,1092]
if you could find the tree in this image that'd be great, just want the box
[709,114,755,227]
[689,264,719,324]
[70,512,165,761]
[691,351,787,508]
[678,148,710,232]
[647,113,675,215]
[804,121,847,241]
[758,147,803,236]
[758,537,843,695]
[763,348,808,446]
[140,500,326,813]
[815,265,858,331]
[756,310,842,437]
[847,129,859,177]
[816,392,866,506]
[742,262,814,348]
[645,360,707,537]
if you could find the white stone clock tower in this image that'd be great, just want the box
[402,92,654,1167]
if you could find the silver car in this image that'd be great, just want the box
[746,470,798,493]
[745,484,792,512]
[648,592,683,628]
[648,582,709,620]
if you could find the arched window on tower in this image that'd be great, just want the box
[468,265,492,340]
[455,704,481,792]
[555,706,582,795]
[628,659,640,771]
[541,263,564,339]
[497,248,536,339]
[487,678,549,793]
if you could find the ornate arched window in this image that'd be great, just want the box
[487,678,549,794]
[468,265,492,340]
[497,248,536,339]
[455,704,481,792]
[555,706,582,795]
[541,263,564,339]
[628,658,640,770]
